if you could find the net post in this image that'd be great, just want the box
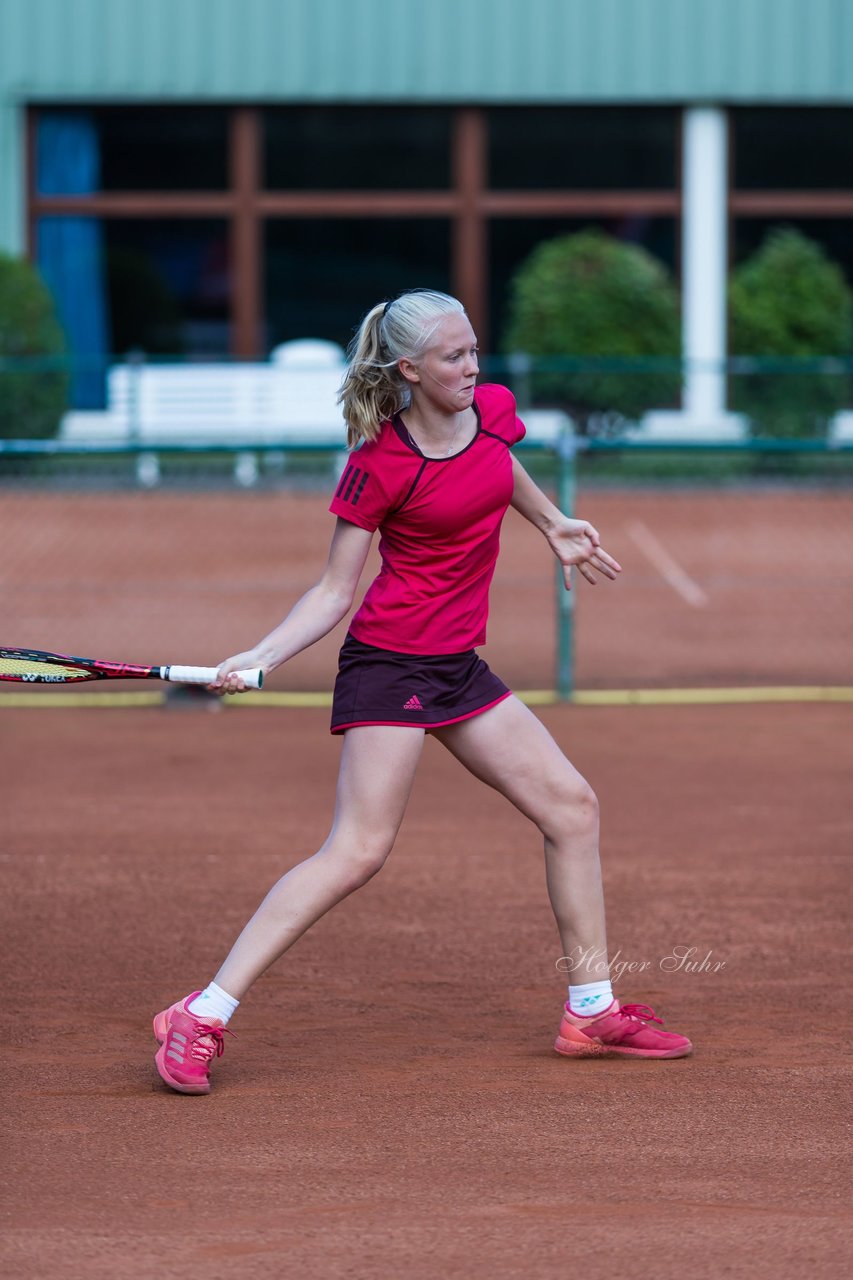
[555,420,578,702]
[127,347,144,446]
[126,348,160,487]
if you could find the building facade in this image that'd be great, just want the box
[1,0,852,421]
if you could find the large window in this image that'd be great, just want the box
[264,108,452,190]
[488,107,677,189]
[104,220,231,355]
[265,219,451,349]
[29,103,853,409]
[47,107,230,192]
[732,108,853,191]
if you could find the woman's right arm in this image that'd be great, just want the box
[211,517,374,692]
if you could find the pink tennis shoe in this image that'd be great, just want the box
[153,991,233,1094]
[555,999,692,1059]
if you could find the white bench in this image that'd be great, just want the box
[828,412,853,445]
[60,339,349,486]
[636,410,748,443]
[518,409,574,444]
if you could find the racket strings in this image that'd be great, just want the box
[0,657,87,681]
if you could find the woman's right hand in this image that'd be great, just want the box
[208,650,268,695]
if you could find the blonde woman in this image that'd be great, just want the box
[153,290,691,1094]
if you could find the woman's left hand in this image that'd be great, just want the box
[546,518,622,590]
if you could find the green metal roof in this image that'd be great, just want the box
[1,0,851,103]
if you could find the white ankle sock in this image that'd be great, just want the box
[188,981,239,1026]
[568,980,614,1017]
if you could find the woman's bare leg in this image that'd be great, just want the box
[433,696,608,977]
[213,726,426,998]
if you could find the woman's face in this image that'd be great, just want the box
[404,313,480,412]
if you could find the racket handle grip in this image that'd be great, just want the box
[163,665,264,690]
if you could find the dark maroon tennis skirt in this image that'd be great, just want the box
[330,632,512,734]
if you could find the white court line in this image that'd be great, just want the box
[626,520,709,608]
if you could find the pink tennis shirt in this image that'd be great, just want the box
[329,383,526,655]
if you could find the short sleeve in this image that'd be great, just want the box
[476,382,526,445]
[329,451,393,532]
[502,385,526,444]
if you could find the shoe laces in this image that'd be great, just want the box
[618,1003,664,1026]
[188,1020,235,1064]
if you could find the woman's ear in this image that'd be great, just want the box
[398,357,420,386]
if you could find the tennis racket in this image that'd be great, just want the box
[0,647,263,689]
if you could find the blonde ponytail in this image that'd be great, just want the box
[338,290,466,448]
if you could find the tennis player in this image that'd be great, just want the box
[153,289,692,1094]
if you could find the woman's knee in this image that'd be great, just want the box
[539,775,599,843]
[320,828,397,889]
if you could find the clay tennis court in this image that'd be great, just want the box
[2,485,852,691]
[2,487,851,1278]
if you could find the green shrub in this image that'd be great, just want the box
[729,229,852,439]
[503,229,681,433]
[0,252,69,439]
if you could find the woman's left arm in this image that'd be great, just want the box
[510,454,622,590]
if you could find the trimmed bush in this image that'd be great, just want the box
[730,229,852,439]
[503,229,681,433]
[0,252,68,439]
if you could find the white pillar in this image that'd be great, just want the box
[0,99,25,258]
[682,105,728,422]
[640,105,744,440]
